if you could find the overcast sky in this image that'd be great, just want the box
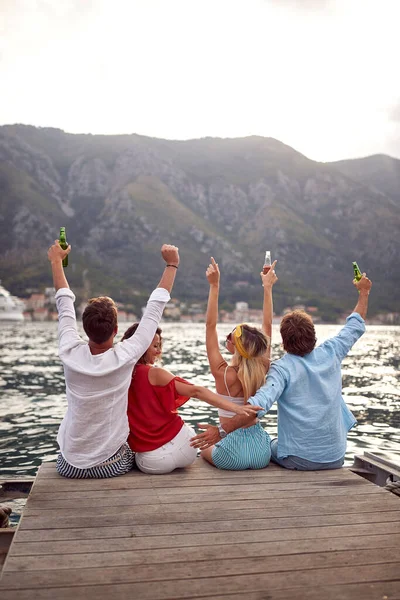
[1,0,399,162]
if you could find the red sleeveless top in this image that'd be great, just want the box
[127,364,192,452]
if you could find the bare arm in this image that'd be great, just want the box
[47,240,71,291]
[260,260,278,341]
[48,242,81,350]
[149,368,261,417]
[205,258,226,374]
[156,244,179,293]
[178,382,260,416]
[353,274,372,319]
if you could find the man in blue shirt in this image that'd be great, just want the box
[191,274,372,470]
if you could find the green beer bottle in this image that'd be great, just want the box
[59,227,68,268]
[352,261,362,282]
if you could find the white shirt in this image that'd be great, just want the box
[55,287,170,468]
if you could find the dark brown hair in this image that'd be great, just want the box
[122,322,163,364]
[280,310,316,356]
[82,296,118,344]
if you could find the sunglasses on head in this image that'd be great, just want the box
[226,328,236,342]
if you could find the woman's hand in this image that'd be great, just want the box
[260,260,278,288]
[232,403,263,417]
[206,257,220,287]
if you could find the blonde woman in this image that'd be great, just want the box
[201,257,278,470]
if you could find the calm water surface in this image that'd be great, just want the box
[1,321,400,521]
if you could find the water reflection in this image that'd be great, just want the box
[1,322,399,481]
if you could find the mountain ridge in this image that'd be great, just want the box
[1,124,399,320]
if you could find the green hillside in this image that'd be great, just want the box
[1,125,399,320]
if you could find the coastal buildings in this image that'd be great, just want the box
[4,287,400,324]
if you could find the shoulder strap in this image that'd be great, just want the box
[223,365,232,397]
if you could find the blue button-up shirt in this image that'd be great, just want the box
[248,313,365,462]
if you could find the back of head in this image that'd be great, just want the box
[280,310,316,356]
[234,324,270,401]
[121,322,162,364]
[122,322,140,343]
[82,296,118,345]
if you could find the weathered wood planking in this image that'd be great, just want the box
[1,459,399,600]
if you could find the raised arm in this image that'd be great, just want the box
[353,273,372,320]
[119,245,180,362]
[323,273,372,362]
[149,367,261,417]
[205,257,226,375]
[47,240,71,291]
[156,244,180,294]
[260,260,278,342]
[48,241,82,352]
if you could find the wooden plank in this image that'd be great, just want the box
[12,520,400,549]
[23,493,399,518]
[6,533,400,571]
[30,477,376,497]
[20,500,400,529]
[30,464,359,484]
[25,482,383,505]
[1,563,400,599]
[364,451,400,474]
[16,509,400,533]
[195,581,400,600]
[36,462,352,479]
[2,547,400,590]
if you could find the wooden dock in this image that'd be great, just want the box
[1,459,400,599]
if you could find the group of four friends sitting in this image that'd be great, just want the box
[47,240,372,478]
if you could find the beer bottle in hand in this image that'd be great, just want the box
[59,227,68,268]
[352,261,362,282]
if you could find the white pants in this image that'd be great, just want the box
[135,423,197,475]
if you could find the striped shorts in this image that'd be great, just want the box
[212,422,271,471]
[56,443,135,479]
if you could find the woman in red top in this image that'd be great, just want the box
[122,324,261,474]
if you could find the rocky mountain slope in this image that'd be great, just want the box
[1,125,399,319]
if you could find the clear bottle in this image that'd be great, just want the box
[263,251,272,274]
[59,227,68,268]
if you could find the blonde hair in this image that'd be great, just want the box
[231,324,270,401]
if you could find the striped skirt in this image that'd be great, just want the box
[56,443,135,479]
[211,422,271,470]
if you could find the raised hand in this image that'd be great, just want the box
[353,273,372,294]
[206,257,220,286]
[47,240,71,263]
[161,244,179,267]
[260,260,278,288]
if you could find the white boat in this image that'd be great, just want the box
[0,282,24,321]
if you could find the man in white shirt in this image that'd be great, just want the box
[47,240,179,478]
